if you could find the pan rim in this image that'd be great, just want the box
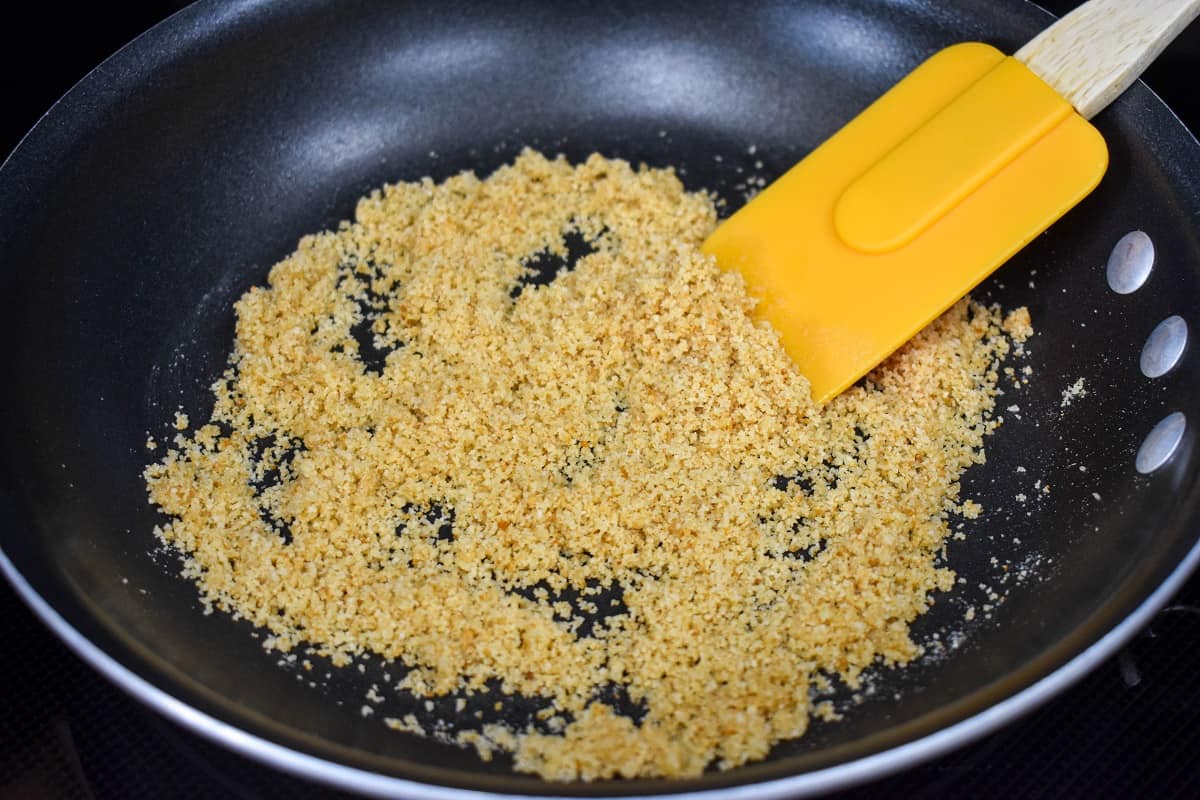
[4,537,1199,798]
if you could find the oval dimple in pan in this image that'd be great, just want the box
[1140,314,1188,378]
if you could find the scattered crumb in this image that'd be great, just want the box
[1002,307,1033,342]
[385,715,425,735]
[1061,378,1087,408]
[812,701,841,722]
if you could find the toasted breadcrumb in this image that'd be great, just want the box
[145,150,1026,780]
[385,715,425,735]
[1002,307,1033,342]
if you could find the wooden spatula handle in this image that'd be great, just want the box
[1015,0,1200,119]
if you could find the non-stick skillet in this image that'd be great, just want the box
[2,1,1200,797]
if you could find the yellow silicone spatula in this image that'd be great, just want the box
[702,0,1200,403]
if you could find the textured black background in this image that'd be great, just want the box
[2,2,1199,798]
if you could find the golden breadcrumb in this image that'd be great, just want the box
[145,149,1024,780]
[1002,307,1033,342]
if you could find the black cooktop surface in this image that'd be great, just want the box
[2,3,1199,798]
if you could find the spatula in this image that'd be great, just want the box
[702,0,1200,403]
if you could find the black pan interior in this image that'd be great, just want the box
[2,0,1200,794]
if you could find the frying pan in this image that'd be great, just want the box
[2,0,1199,796]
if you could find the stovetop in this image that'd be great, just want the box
[2,3,1199,798]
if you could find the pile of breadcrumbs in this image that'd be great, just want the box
[145,150,1030,781]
